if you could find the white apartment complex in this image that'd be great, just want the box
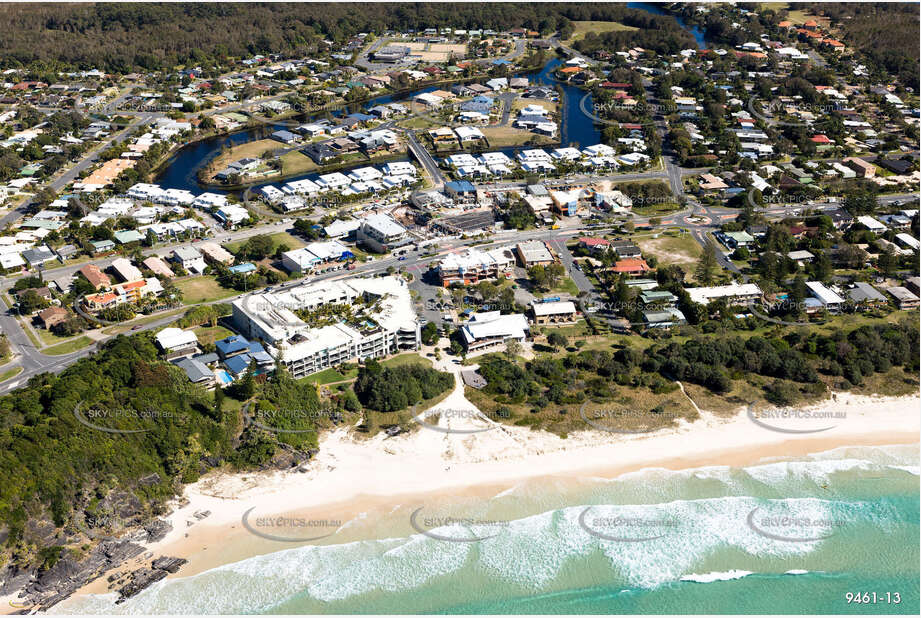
[231,276,420,378]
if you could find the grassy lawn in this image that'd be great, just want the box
[224,231,305,256]
[193,324,235,346]
[379,352,434,369]
[637,233,702,268]
[399,116,441,130]
[537,320,592,338]
[299,366,360,386]
[279,150,318,176]
[0,366,23,383]
[205,139,283,181]
[565,20,638,43]
[176,276,240,305]
[481,126,554,148]
[43,336,93,356]
[549,275,581,296]
[36,327,75,347]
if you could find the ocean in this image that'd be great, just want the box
[54,444,919,615]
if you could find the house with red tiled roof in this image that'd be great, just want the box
[578,237,611,253]
[610,258,651,276]
[810,134,832,144]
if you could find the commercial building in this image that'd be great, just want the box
[460,311,529,352]
[281,241,353,273]
[435,247,515,287]
[356,213,410,252]
[515,240,555,266]
[231,276,420,379]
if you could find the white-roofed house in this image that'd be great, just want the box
[460,311,529,352]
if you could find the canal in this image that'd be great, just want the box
[153,59,604,195]
[153,1,711,196]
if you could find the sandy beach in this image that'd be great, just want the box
[36,386,916,611]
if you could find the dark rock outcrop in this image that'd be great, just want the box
[115,557,187,603]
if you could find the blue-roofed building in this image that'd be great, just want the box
[492,59,512,66]
[445,180,476,199]
[216,334,250,360]
[248,341,275,367]
[224,353,253,376]
[228,262,257,274]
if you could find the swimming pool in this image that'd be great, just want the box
[217,370,233,384]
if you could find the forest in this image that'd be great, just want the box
[0,3,693,73]
[0,333,325,569]
[477,320,919,412]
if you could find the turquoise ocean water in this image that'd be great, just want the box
[54,444,919,615]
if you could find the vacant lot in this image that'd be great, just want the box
[637,233,702,267]
[193,324,235,346]
[417,51,451,62]
[176,276,239,305]
[224,231,305,256]
[565,20,638,43]
[481,126,554,148]
[429,43,466,54]
[279,150,318,176]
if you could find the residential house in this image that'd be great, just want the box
[172,246,207,274]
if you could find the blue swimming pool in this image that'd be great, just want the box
[217,370,233,384]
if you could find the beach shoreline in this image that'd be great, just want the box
[28,391,921,612]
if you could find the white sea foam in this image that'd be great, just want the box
[52,449,910,614]
[680,569,753,583]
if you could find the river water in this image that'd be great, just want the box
[154,4,705,195]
